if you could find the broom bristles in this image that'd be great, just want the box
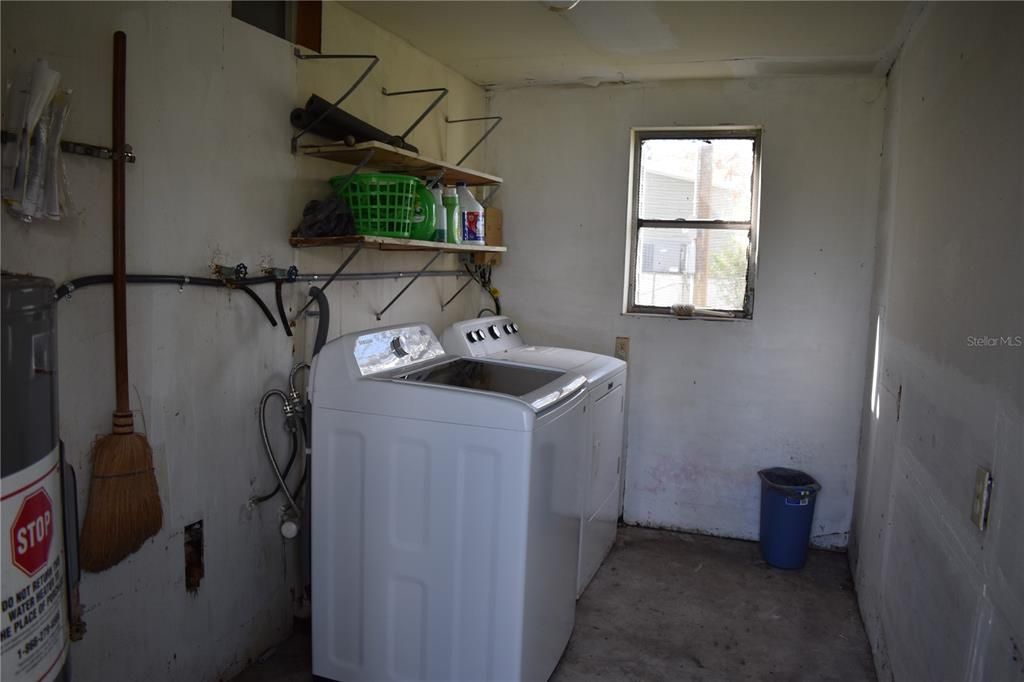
[79,431,163,572]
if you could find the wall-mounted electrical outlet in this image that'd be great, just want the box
[971,467,993,531]
[614,336,629,362]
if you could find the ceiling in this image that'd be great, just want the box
[342,1,915,88]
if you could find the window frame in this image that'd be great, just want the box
[623,126,762,319]
[231,1,322,53]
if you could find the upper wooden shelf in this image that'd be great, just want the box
[289,234,507,253]
[299,140,502,186]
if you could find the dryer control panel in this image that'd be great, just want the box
[441,315,525,357]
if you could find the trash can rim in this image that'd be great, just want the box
[758,467,821,493]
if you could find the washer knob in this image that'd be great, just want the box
[488,325,501,339]
[391,337,408,357]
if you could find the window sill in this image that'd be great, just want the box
[621,311,752,322]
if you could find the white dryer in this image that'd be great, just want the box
[442,316,626,597]
[310,323,587,682]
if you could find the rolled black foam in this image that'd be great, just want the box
[291,95,419,154]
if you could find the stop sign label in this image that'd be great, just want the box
[10,489,54,577]
[2,450,68,682]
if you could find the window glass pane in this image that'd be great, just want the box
[638,138,754,222]
[634,227,750,311]
[232,1,288,40]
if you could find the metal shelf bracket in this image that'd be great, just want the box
[381,87,448,143]
[290,241,364,325]
[440,275,475,311]
[445,115,502,166]
[292,49,380,152]
[375,251,442,320]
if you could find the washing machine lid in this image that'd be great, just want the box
[496,346,625,385]
[394,357,585,413]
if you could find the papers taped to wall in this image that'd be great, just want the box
[2,60,72,222]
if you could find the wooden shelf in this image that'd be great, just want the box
[289,234,507,253]
[299,140,502,186]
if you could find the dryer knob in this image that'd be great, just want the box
[465,332,477,343]
[474,330,485,341]
[488,325,501,339]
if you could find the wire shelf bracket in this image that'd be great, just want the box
[291,49,380,153]
[289,241,364,325]
[375,251,442,320]
[380,87,448,143]
[446,115,502,166]
[440,275,475,311]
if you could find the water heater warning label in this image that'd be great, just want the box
[1,449,68,682]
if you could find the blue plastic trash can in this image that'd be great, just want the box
[758,467,821,569]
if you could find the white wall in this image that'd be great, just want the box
[0,2,486,680]
[849,4,1024,680]
[489,77,884,547]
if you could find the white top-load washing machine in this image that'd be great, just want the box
[310,322,587,682]
[442,316,627,597]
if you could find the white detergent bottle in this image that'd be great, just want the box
[456,182,485,244]
[431,186,447,242]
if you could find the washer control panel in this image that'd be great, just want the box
[353,323,446,376]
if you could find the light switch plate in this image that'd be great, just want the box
[614,336,629,361]
[971,467,993,531]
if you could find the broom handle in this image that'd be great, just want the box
[112,31,130,418]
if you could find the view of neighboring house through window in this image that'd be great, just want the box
[625,129,760,318]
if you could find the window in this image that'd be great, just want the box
[624,128,761,319]
[232,1,322,53]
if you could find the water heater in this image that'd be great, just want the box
[1,274,72,681]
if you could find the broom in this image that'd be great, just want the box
[79,31,163,572]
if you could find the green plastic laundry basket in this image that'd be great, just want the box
[330,173,419,238]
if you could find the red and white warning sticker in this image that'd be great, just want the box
[1,448,68,682]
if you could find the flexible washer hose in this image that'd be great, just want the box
[256,389,301,513]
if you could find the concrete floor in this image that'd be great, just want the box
[232,526,875,682]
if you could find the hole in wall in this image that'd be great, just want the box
[184,521,204,594]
